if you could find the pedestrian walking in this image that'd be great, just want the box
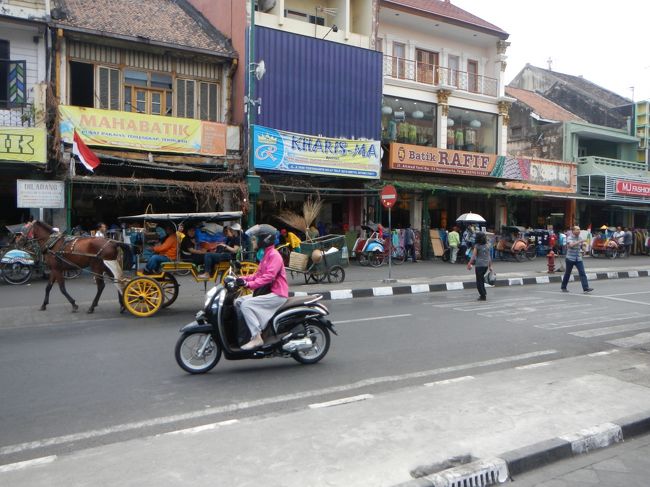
[404,223,416,262]
[623,227,633,257]
[561,225,594,294]
[467,231,492,301]
[448,226,460,263]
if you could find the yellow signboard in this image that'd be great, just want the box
[59,105,226,157]
[0,127,47,164]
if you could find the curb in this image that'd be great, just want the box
[290,270,650,301]
[393,410,650,487]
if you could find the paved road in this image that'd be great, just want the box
[511,433,650,486]
[2,278,650,483]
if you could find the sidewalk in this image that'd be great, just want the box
[2,255,650,328]
[2,347,650,486]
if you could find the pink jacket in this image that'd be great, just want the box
[242,246,289,298]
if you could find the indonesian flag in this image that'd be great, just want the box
[72,130,100,172]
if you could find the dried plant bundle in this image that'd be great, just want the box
[276,210,306,233]
[302,198,322,230]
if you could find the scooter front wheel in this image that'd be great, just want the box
[175,332,222,374]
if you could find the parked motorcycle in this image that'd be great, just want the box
[0,248,35,285]
[175,277,337,374]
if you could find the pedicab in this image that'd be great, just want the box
[285,234,347,284]
[117,211,258,317]
[494,225,536,261]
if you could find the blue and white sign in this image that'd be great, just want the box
[252,125,381,179]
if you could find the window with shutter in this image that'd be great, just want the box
[98,66,120,110]
[176,79,195,119]
[199,81,219,122]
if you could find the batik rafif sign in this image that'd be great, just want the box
[388,142,530,180]
[253,125,381,179]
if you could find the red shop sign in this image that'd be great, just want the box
[615,180,650,197]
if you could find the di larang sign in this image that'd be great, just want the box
[252,125,381,179]
[17,180,65,208]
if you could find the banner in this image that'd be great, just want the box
[253,125,381,179]
[388,142,530,180]
[59,105,226,156]
[0,127,47,164]
[506,158,576,193]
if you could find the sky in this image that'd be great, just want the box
[452,0,650,103]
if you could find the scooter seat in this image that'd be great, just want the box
[275,295,323,314]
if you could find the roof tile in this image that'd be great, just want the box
[505,86,585,122]
[384,0,508,36]
[54,0,235,57]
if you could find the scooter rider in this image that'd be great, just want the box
[235,224,289,350]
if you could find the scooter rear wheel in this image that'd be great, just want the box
[175,332,222,374]
[292,320,331,365]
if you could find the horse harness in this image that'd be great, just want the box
[42,232,114,259]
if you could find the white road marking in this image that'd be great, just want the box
[333,314,412,324]
[423,376,475,387]
[606,291,650,297]
[372,287,394,297]
[516,362,551,370]
[309,394,373,409]
[607,332,650,348]
[0,456,57,472]
[587,349,619,357]
[329,289,353,300]
[537,313,644,330]
[599,296,650,306]
[0,349,558,456]
[570,322,650,338]
[163,419,239,436]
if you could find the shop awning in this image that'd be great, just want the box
[377,180,540,198]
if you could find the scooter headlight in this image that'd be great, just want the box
[204,286,218,308]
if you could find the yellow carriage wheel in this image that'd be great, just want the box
[123,277,164,317]
[220,261,259,296]
[159,273,180,309]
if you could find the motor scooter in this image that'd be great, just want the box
[174,276,337,374]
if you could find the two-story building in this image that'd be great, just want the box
[50,0,242,231]
[507,66,646,231]
[0,0,50,228]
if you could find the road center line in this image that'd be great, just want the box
[333,314,412,324]
[0,349,557,457]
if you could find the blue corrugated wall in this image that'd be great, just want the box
[253,26,382,141]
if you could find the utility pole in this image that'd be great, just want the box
[246,0,260,229]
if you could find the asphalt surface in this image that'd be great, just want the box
[2,256,650,485]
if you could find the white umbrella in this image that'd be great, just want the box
[456,212,486,224]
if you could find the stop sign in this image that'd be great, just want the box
[380,185,398,209]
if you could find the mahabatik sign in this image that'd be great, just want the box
[388,142,530,180]
[0,127,47,164]
[252,125,381,179]
[59,105,226,156]
[505,158,576,193]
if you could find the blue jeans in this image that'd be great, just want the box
[561,259,590,291]
[145,255,170,272]
[203,252,233,274]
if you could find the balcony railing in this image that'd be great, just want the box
[0,103,35,127]
[577,156,646,170]
[382,55,498,97]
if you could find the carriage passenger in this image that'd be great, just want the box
[143,224,177,274]
[180,225,206,266]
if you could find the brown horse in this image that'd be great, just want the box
[26,221,129,313]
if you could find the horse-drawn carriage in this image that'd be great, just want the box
[117,212,258,317]
[23,212,257,318]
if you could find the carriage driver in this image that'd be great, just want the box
[234,224,288,350]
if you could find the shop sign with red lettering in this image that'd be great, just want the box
[388,142,530,180]
[615,180,650,197]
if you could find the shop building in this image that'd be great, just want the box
[0,0,50,229]
[375,0,524,257]
[190,0,383,232]
[49,0,243,231]
[506,68,646,231]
